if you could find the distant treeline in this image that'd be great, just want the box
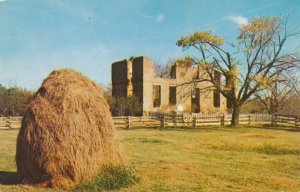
[0,84,33,116]
[1,82,299,117]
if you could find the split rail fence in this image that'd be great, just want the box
[0,116,22,130]
[271,114,300,126]
[1,113,298,130]
[114,113,272,129]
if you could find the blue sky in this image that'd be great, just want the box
[1,0,300,90]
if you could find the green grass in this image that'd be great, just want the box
[0,124,300,191]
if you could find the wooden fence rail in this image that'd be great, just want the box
[112,113,272,129]
[271,114,300,126]
[0,116,22,130]
[0,113,278,130]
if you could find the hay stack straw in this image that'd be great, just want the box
[16,69,124,189]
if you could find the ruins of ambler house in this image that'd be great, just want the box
[112,56,228,114]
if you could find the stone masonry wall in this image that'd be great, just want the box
[112,56,228,114]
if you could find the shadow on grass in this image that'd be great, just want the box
[0,128,20,132]
[260,124,300,132]
[168,124,300,133]
[0,171,20,185]
[162,126,231,132]
[120,125,235,133]
[118,123,300,133]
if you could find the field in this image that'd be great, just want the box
[0,124,300,192]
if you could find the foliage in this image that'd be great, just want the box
[109,96,142,116]
[176,16,300,126]
[101,84,142,116]
[0,84,33,116]
[177,31,224,47]
[72,165,140,191]
[239,17,280,46]
[176,56,194,68]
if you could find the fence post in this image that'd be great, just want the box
[172,114,176,126]
[248,114,251,124]
[192,117,196,128]
[6,116,11,129]
[220,114,225,126]
[160,116,165,130]
[125,116,131,129]
[271,114,277,124]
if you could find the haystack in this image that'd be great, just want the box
[16,69,124,189]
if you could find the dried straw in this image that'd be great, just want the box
[16,69,124,189]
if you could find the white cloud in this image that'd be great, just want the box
[227,15,248,27]
[0,0,6,2]
[136,12,165,23]
[156,14,164,23]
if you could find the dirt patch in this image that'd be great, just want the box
[244,134,275,139]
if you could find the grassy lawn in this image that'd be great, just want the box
[0,124,300,191]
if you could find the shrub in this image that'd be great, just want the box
[111,96,142,116]
[101,84,142,116]
[72,165,140,191]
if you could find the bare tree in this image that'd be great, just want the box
[0,84,33,116]
[253,65,300,114]
[155,58,177,78]
[176,16,300,126]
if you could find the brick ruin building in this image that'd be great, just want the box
[112,56,228,114]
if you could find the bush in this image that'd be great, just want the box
[110,96,142,116]
[72,165,140,191]
[101,84,142,116]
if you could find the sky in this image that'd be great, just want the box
[1,0,300,90]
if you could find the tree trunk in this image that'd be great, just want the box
[231,104,240,126]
